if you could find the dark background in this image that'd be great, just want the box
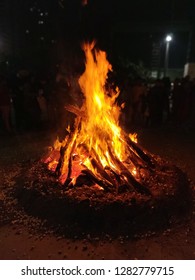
[0,0,195,74]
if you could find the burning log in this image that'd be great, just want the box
[64,104,86,119]
[65,104,154,169]
[55,145,66,177]
[90,148,118,187]
[75,144,116,191]
[121,132,155,168]
[81,168,113,190]
[54,118,81,184]
[107,146,151,195]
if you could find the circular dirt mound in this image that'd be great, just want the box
[14,158,191,235]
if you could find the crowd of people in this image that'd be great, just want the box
[0,68,195,136]
[0,68,82,136]
[119,75,195,130]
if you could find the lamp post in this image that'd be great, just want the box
[164,34,172,77]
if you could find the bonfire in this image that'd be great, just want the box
[15,42,190,234]
[43,42,155,195]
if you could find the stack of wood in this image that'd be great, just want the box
[43,105,156,196]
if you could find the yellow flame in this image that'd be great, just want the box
[129,133,138,143]
[48,42,138,182]
[75,43,126,166]
[53,138,62,150]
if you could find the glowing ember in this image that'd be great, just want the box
[43,42,154,194]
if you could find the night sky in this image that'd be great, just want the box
[3,0,195,72]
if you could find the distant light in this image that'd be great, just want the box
[165,35,172,42]
[38,21,44,24]
[40,37,45,41]
[40,13,44,16]
[25,29,29,34]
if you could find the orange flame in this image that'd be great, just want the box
[46,42,138,185]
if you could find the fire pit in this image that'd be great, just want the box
[15,43,191,235]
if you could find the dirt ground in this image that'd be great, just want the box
[0,126,195,260]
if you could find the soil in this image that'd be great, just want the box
[14,158,190,237]
[0,127,195,260]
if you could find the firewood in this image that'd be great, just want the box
[76,143,114,186]
[46,108,153,195]
[121,132,155,168]
[55,145,66,176]
[107,146,151,195]
[64,104,86,119]
[56,118,81,184]
[126,147,148,169]
[90,148,117,186]
[104,166,131,193]
[75,173,94,186]
[42,149,60,164]
[81,169,114,191]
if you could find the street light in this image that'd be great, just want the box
[164,34,172,77]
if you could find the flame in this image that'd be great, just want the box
[129,133,138,143]
[77,42,125,165]
[45,42,139,186]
